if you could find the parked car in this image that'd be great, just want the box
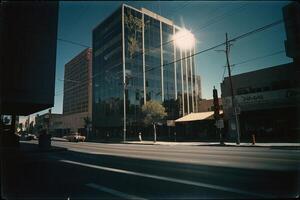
[26,134,37,140]
[63,133,85,142]
[20,132,37,141]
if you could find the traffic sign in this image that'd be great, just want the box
[215,119,224,129]
[235,107,241,115]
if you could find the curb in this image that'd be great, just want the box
[123,142,300,148]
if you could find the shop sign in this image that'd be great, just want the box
[167,120,175,127]
[223,89,300,108]
[215,119,224,129]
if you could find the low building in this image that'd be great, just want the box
[221,63,300,142]
[35,113,65,137]
[198,98,223,112]
[173,98,223,141]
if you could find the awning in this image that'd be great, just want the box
[175,111,223,123]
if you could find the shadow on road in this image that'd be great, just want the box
[1,142,299,199]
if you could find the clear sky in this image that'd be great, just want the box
[28,1,293,119]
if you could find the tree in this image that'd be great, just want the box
[141,101,167,143]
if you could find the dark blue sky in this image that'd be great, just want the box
[50,1,292,114]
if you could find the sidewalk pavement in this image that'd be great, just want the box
[125,141,300,147]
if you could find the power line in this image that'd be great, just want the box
[192,4,249,35]
[129,3,249,61]
[55,19,285,96]
[220,66,227,83]
[219,49,285,83]
[146,18,284,73]
[57,38,90,48]
[167,1,192,17]
[56,3,249,68]
[231,50,285,68]
[230,20,283,42]
[162,4,248,48]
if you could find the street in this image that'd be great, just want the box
[2,140,300,199]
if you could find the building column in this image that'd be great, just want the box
[160,21,164,102]
[173,26,177,100]
[121,5,127,141]
[185,50,189,114]
[180,49,185,115]
[142,13,146,105]
[190,48,194,113]
[193,48,199,112]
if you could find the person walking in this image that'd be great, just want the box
[250,127,256,145]
[138,132,142,142]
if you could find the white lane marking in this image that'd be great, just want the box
[58,159,270,198]
[86,183,146,200]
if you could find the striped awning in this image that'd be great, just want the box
[175,111,223,123]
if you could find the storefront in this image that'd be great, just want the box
[221,63,300,142]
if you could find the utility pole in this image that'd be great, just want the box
[48,108,52,135]
[225,33,240,145]
[123,79,126,143]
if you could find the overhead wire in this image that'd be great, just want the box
[220,49,285,82]
[129,3,249,62]
[57,38,90,48]
[55,18,285,97]
[145,18,284,73]
[54,5,286,97]
[231,50,285,68]
[56,3,249,69]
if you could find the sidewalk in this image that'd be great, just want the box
[125,141,300,148]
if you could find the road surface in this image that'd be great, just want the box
[2,140,299,199]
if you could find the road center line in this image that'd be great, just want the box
[58,158,270,198]
[86,183,147,200]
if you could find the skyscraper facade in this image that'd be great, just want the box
[63,48,92,116]
[62,48,92,133]
[92,4,201,135]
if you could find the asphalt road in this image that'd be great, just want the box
[2,140,300,199]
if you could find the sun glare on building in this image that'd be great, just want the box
[173,29,195,50]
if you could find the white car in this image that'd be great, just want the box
[63,133,86,142]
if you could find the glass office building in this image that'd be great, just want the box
[92,4,201,136]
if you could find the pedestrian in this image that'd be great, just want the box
[106,132,110,142]
[174,132,177,142]
[251,128,256,145]
[138,132,142,142]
